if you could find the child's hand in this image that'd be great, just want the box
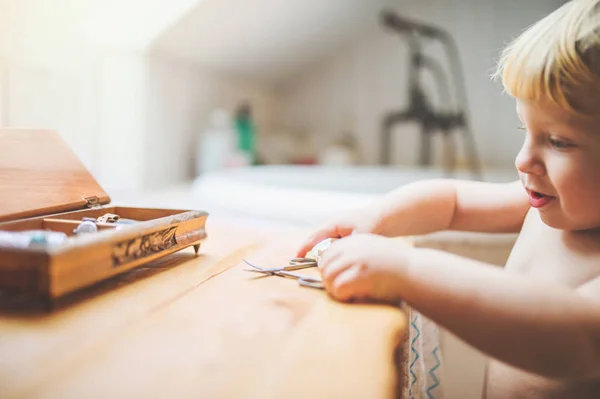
[319,234,413,303]
[295,208,384,258]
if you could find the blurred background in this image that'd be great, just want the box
[0,1,568,397]
[0,0,567,190]
[0,0,569,224]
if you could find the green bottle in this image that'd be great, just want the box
[234,103,256,165]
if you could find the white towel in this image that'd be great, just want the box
[399,307,445,399]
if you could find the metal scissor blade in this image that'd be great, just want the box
[242,259,325,290]
[242,258,316,272]
[242,263,301,279]
[242,259,280,273]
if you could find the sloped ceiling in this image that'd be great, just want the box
[0,0,201,56]
[0,0,424,84]
[82,0,202,50]
[1,0,566,84]
[151,0,403,84]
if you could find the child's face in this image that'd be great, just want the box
[515,98,600,231]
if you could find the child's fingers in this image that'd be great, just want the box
[295,230,333,257]
[295,225,352,257]
[320,254,352,288]
[329,265,363,302]
[318,239,338,266]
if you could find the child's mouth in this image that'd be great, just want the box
[528,190,554,208]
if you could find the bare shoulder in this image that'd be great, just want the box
[450,179,530,233]
[576,255,600,301]
[508,211,600,298]
[561,229,600,297]
[578,276,600,301]
[487,215,600,399]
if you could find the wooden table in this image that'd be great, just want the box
[0,218,408,399]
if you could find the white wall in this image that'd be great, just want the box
[272,0,565,170]
[142,54,276,189]
[0,2,276,193]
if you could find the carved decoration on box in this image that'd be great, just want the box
[112,227,178,267]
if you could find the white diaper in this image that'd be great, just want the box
[399,307,445,399]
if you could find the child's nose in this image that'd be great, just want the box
[515,141,545,176]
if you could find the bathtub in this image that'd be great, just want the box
[191,165,518,226]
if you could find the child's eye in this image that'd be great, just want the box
[549,136,572,149]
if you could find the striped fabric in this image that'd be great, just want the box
[400,308,444,399]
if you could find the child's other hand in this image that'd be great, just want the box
[319,234,413,303]
[295,208,383,258]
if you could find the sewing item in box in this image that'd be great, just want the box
[0,129,208,304]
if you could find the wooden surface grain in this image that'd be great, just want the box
[0,218,408,399]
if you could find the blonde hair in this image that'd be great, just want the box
[493,0,600,116]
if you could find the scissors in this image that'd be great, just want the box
[242,258,325,290]
[243,257,317,272]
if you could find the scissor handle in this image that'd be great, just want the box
[298,277,325,290]
[289,257,318,266]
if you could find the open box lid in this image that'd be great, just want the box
[0,129,111,222]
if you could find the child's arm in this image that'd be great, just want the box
[297,179,529,257]
[401,248,600,380]
[373,178,530,236]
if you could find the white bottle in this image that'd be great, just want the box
[196,108,236,176]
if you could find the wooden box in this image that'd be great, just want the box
[0,129,208,304]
